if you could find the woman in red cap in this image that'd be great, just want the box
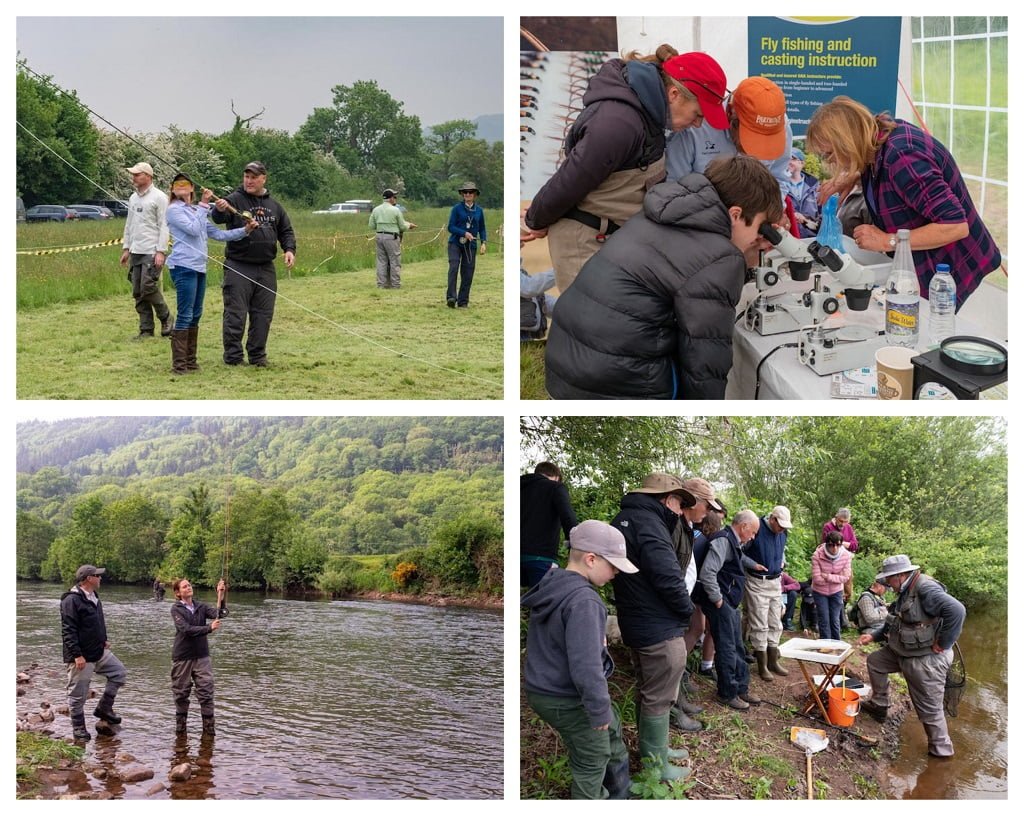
[521,46,729,293]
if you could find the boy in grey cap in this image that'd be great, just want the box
[522,520,637,799]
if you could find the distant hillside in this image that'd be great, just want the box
[473,114,503,143]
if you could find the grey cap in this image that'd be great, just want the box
[875,554,920,582]
[383,188,398,199]
[570,520,637,573]
[75,565,106,582]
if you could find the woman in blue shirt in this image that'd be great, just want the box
[446,181,487,308]
[165,173,254,374]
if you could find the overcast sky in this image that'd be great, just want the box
[17,16,503,135]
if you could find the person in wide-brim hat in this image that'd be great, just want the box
[445,179,487,308]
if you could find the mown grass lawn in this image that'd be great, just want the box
[17,254,504,400]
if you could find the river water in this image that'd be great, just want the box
[883,602,1007,799]
[16,582,503,799]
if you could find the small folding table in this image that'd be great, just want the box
[778,638,856,725]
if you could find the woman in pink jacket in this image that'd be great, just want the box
[810,532,853,640]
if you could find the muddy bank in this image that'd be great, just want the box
[521,634,914,800]
[347,590,503,611]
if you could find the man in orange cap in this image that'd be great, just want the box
[666,76,792,199]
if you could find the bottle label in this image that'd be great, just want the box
[887,309,918,329]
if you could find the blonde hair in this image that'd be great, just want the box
[805,95,897,176]
[623,43,698,104]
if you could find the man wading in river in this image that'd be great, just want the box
[60,565,128,741]
[171,578,227,735]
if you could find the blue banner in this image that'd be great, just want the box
[748,17,902,137]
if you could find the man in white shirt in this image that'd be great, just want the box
[121,162,171,339]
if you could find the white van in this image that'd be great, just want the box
[312,203,361,214]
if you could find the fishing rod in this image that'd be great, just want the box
[220,437,234,611]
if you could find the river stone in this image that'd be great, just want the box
[120,765,155,784]
[92,769,108,780]
[57,704,69,715]
[116,753,137,764]
[17,672,30,683]
[146,782,166,796]
[168,763,192,782]
[26,713,43,725]
[39,708,55,722]
[95,721,117,736]
[17,686,27,697]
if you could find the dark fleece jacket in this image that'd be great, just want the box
[522,568,614,727]
[525,59,667,230]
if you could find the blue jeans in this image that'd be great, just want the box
[813,590,844,640]
[170,266,207,330]
[703,601,748,700]
[520,557,556,589]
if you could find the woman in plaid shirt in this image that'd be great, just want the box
[805,96,1001,310]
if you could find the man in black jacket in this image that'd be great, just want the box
[171,578,228,735]
[60,565,128,741]
[520,462,578,588]
[611,473,695,781]
[212,161,296,367]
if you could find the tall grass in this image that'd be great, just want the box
[17,206,504,309]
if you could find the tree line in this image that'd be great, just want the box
[521,416,1007,605]
[16,61,503,209]
[17,417,503,596]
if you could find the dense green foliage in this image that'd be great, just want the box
[18,417,503,596]
[16,62,502,209]
[521,416,1006,604]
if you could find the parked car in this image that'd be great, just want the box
[67,204,115,220]
[25,205,79,223]
[313,203,361,214]
[84,199,130,217]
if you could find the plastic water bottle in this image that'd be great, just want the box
[928,263,956,346]
[816,193,843,251]
[885,229,920,347]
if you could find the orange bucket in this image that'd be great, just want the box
[827,687,860,726]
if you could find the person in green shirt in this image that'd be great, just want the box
[368,189,417,289]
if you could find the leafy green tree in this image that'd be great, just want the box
[42,496,109,584]
[104,495,167,582]
[447,138,503,208]
[426,119,477,185]
[16,511,56,579]
[204,487,297,589]
[16,62,99,206]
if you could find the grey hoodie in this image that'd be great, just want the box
[521,568,615,727]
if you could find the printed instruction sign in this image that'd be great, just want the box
[748,17,902,137]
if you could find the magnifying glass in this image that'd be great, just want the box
[939,336,1007,375]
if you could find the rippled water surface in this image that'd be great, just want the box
[17,583,503,799]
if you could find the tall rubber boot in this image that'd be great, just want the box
[202,715,215,735]
[175,712,188,735]
[767,645,789,676]
[171,330,190,374]
[638,713,691,781]
[602,757,632,799]
[71,713,91,741]
[755,650,774,682]
[186,326,200,372]
[93,690,122,724]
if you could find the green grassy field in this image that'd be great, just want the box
[17,208,504,400]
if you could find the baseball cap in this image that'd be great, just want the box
[680,477,724,512]
[383,188,398,199]
[570,520,637,573]
[771,505,793,528]
[662,52,730,130]
[244,161,267,175]
[730,76,787,161]
[126,162,154,176]
[791,147,805,162]
[75,565,106,582]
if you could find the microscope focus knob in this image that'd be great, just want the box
[764,270,779,286]
[823,297,840,315]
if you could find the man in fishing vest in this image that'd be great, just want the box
[692,510,764,710]
[121,162,172,340]
[742,505,793,682]
[369,189,417,290]
[211,161,296,367]
[60,565,128,741]
[857,555,966,757]
[171,578,228,735]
